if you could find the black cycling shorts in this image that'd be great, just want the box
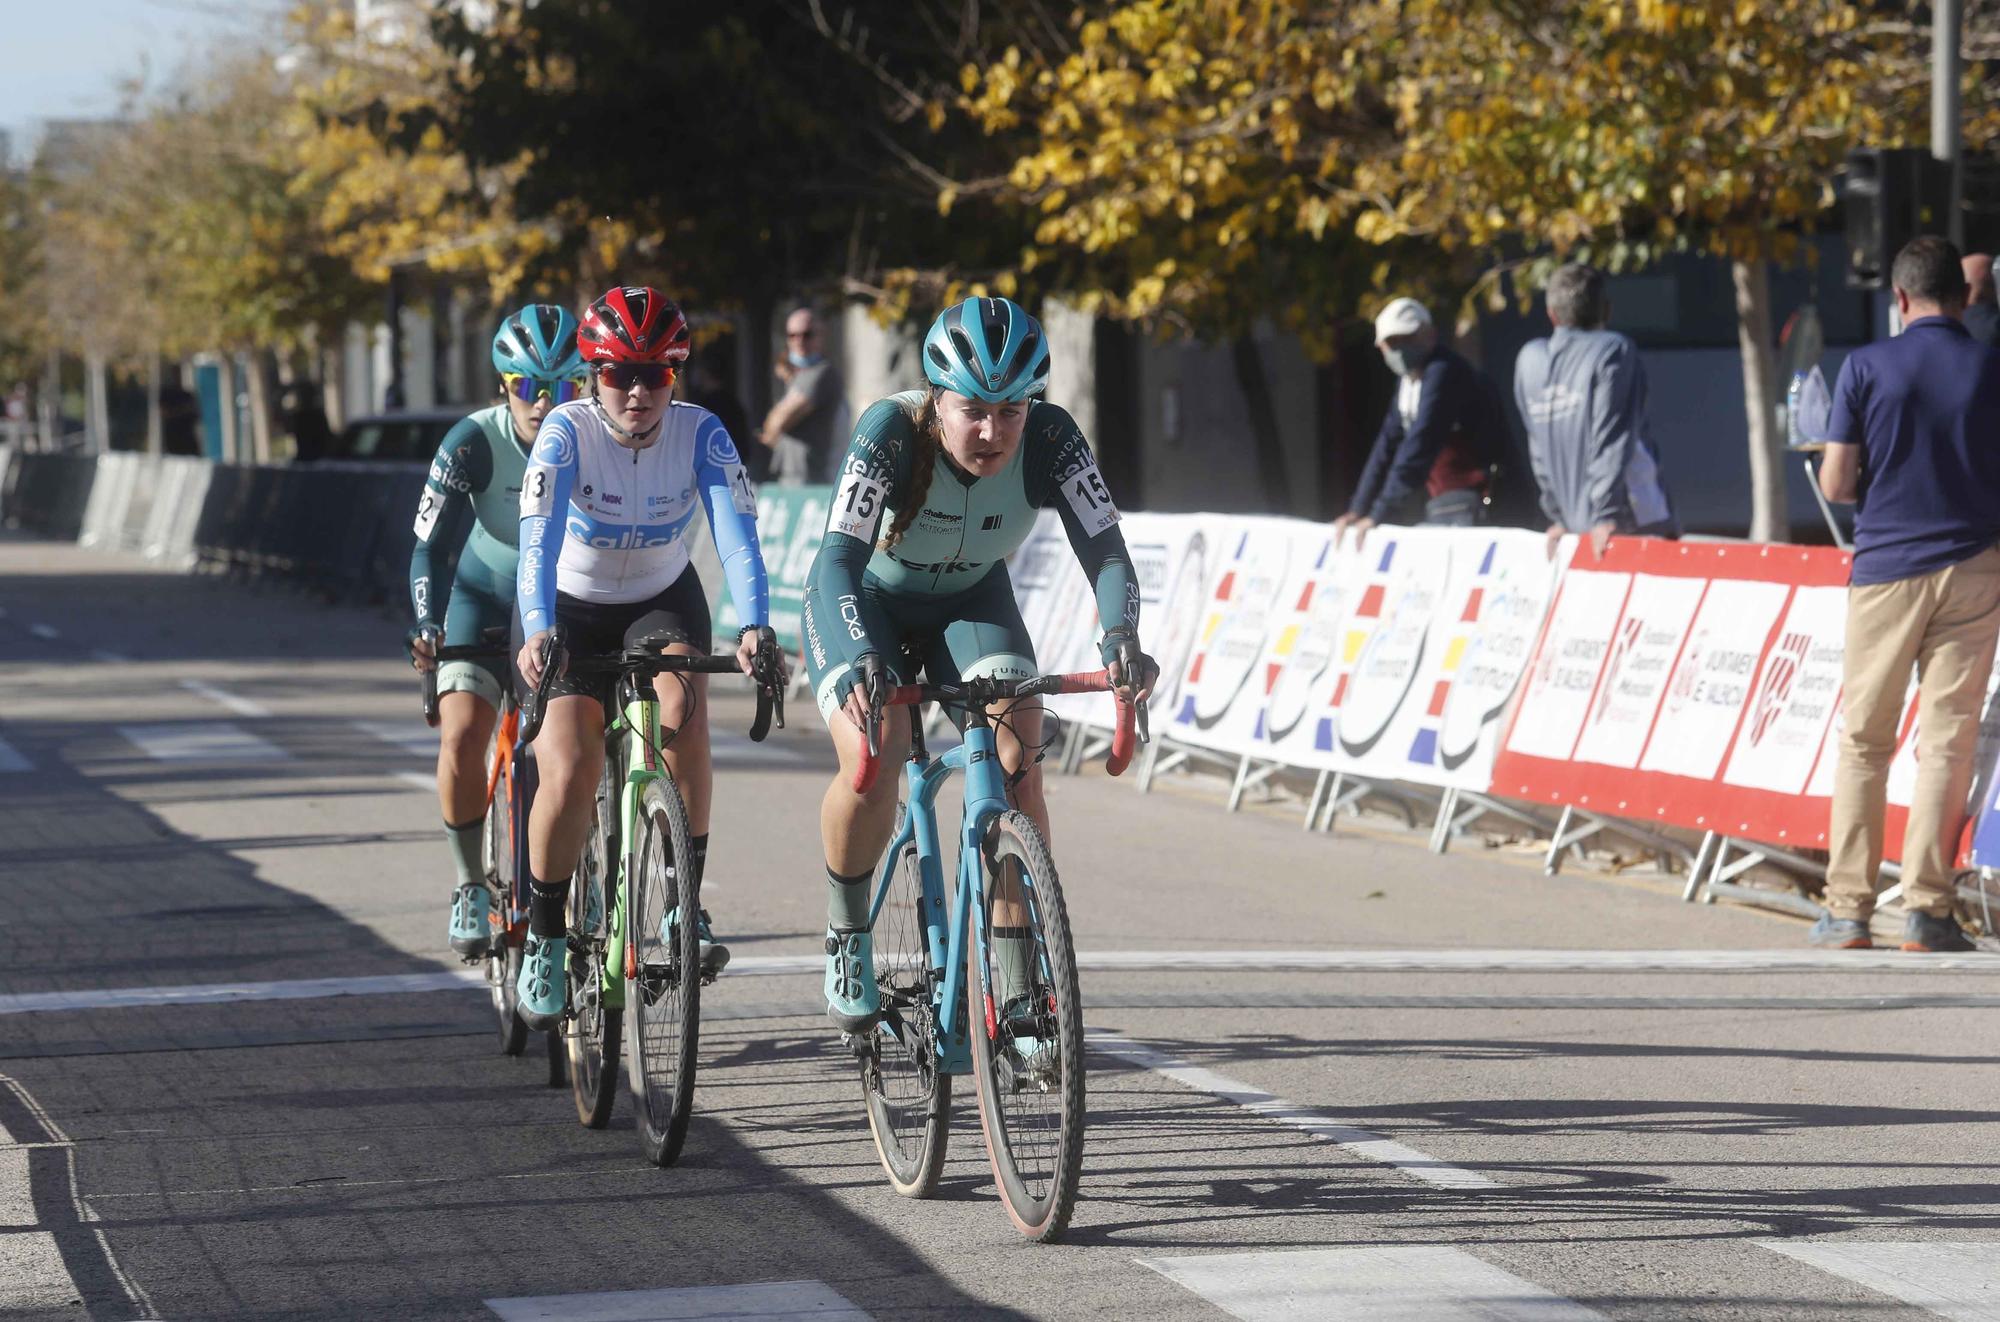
[512,564,713,711]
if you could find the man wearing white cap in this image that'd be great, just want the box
[1332,296,1505,545]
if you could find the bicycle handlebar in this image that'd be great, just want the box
[416,638,507,727]
[517,630,784,746]
[851,668,1143,795]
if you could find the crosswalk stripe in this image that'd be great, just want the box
[0,738,30,773]
[1139,1247,1609,1321]
[393,769,438,792]
[1760,1241,2000,1320]
[178,679,270,718]
[485,1280,872,1321]
[117,722,288,764]
[1097,1035,1498,1191]
[353,720,441,758]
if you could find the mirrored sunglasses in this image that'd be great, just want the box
[503,373,586,405]
[595,362,676,392]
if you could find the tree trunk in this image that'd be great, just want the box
[321,341,346,433]
[84,351,112,453]
[1231,334,1291,513]
[1732,258,1788,543]
[245,350,280,464]
[145,352,164,456]
[217,356,240,463]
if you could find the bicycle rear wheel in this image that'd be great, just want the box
[625,777,701,1166]
[859,839,951,1196]
[566,768,621,1127]
[966,810,1085,1241]
[486,742,528,1056]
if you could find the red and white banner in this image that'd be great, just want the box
[1490,539,1857,847]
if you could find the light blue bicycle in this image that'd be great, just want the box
[848,668,1140,1242]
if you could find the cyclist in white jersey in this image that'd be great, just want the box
[511,286,776,1030]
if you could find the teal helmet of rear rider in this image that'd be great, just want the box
[491,303,585,381]
[921,296,1050,403]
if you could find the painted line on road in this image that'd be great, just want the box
[1065,948,2000,973]
[117,722,288,764]
[178,679,270,718]
[27,623,58,641]
[0,737,30,773]
[89,649,131,664]
[353,720,439,759]
[486,1280,871,1322]
[1760,1241,2000,1320]
[1094,1032,1499,1190]
[0,969,483,1015]
[393,769,438,792]
[1140,1247,1607,1321]
[9,946,2000,1017]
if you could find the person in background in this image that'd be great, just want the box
[1515,263,1679,560]
[759,306,847,484]
[1812,236,2000,953]
[1962,253,1998,347]
[1330,296,1505,546]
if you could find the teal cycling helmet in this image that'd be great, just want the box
[491,304,584,379]
[921,296,1050,403]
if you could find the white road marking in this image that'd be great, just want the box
[0,969,483,1015]
[1760,1241,2000,1320]
[0,737,30,773]
[353,720,440,758]
[178,679,270,718]
[11,944,1999,1017]
[486,1280,872,1322]
[89,649,131,664]
[27,623,58,640]
[117,722,287,764]
[393,770,438,792]
[1067,948,2000,974]
[1140,1247,1608,1321]
[1096,1033,1499,1190]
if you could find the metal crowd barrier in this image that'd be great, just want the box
[1,448,425,607]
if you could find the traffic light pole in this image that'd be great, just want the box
[1935,0,1962,246]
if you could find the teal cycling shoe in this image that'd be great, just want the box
[515,933,568,1031]
[448,883,492,961]
[823,926,880,1031]
[661,907,731,978]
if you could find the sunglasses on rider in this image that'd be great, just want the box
[502,373,587,405]
[594,363,676,392]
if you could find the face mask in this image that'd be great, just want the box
[788,351,823,369]
[1381,344,1428,377]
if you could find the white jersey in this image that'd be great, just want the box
[516,398,764,634]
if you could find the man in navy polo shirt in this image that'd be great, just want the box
[1813,236,2000,953]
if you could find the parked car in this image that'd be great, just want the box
[315,409,467,464]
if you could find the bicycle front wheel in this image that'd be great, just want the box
[484,765,528,1057]
[625,777,700,1166]
[859,839,951,1196]
[566,770,621,1127]
[967,810,1085,1242]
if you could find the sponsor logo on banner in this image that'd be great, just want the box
[1177,530,1289,732]
[1749,632,1809,746]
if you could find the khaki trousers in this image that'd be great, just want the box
[1825,544,2000,920]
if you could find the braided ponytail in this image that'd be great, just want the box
[880,391,941,551]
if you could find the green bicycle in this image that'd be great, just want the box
[521,626,783,1162]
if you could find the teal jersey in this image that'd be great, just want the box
[409,405,531,625]
[811,391,1136,672]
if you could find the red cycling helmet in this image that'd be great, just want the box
[578,286,691,365]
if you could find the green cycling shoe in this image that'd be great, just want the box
[824,926,880,1031]
[515,932,568,1031]
[448,883,492,961]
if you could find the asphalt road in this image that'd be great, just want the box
[2,533,1998,1322]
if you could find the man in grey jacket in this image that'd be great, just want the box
[1515,264,1679,558]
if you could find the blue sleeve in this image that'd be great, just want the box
[408,418,483,628]
[516,410,578,636]
[1368,358,1453,522]
[1349,409,1399,517]
[1825,354,1865,447]
[692,411,769,631]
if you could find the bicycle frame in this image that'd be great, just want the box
[601,678,673,1009]
[867,714,1015,1078]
